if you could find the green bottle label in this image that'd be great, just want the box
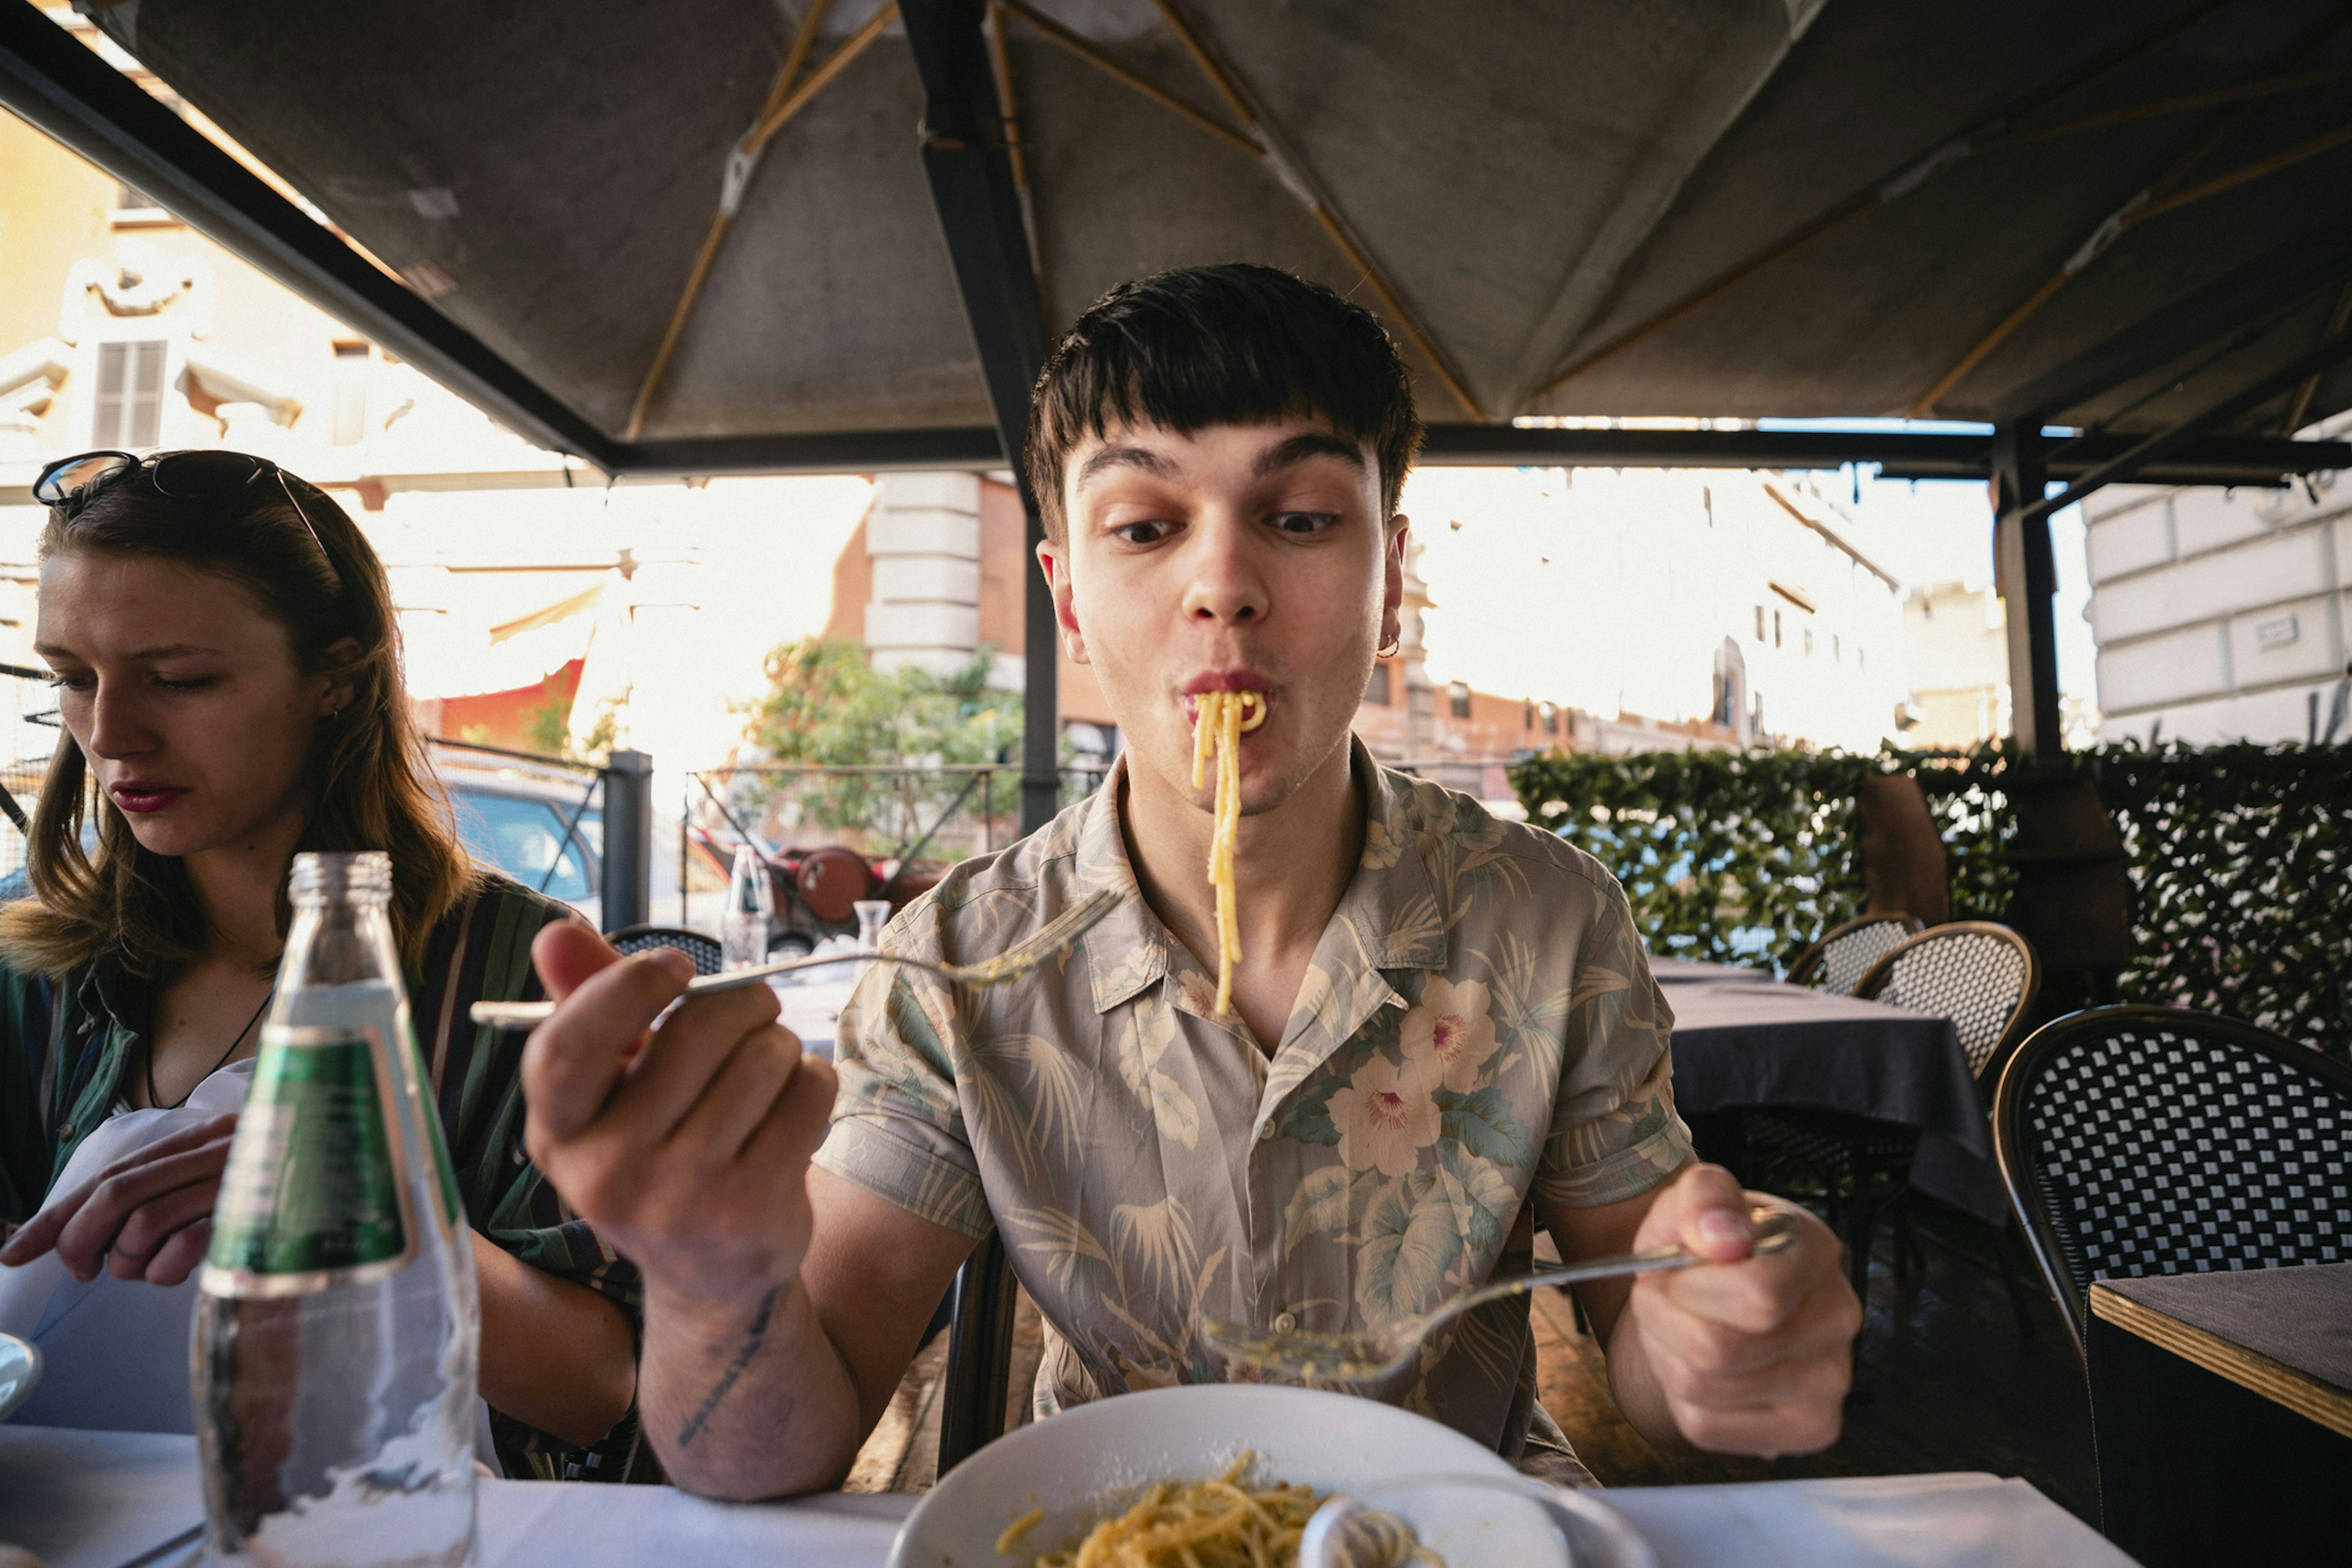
[203,1027,419,1297]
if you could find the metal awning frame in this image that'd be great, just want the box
[9,0,2347,491]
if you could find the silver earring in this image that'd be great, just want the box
[1377,634,1402,658]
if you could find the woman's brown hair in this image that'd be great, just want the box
[0,458,478,979]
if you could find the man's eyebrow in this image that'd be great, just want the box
[1253,431,1366,478]
[1074,443,1183,486]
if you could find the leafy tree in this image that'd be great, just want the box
[744,638,1022,848]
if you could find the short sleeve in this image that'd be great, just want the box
[1531,875,1694,1209]
[814,907,993,1241]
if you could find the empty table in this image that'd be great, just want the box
[1649,957,1778,987]
[1662,979,2003,1224]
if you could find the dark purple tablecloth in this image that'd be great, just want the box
[1651,957,1779,986]
[1663,981,2007,1223]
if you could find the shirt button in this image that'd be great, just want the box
[1271,1311,1297,1334]
[59,1123,75,1140]
[1257,1122,1277,1142]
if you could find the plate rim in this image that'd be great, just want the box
[889,1382,1526,1567]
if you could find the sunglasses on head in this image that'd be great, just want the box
[32,449,337,578]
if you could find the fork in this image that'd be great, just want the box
[1204,1205,1798,1384]
[468,888,1122,1029]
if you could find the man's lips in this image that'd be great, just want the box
[108,783,187,814]
[1180,673,1273,727]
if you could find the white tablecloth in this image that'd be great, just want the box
[0,1426,2133,1568]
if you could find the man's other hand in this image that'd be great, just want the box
[522,923,837,1311]
[1621,1163,1860,1457]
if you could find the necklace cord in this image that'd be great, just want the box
[145,986,274,1112]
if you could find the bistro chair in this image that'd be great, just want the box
[1993,1005,2352,1363]
[937,1234,1019,1472]
[1785,913,1923,995]
[605,924,725,976]
[1748,922,2040,1314]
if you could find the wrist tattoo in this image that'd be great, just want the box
[677,1287,780,1448]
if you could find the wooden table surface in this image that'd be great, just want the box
[2089,1262,2352,1440]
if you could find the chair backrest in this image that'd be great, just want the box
[937,1233,1017,1473]
[1787,913,1924,995]
[1992,1005,2352,1362]
[606,924,725,976]
[1855,921,2038,1082]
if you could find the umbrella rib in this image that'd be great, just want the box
[1140,0,1485,420]
[986,3,1044,285]
[1909,116,2352,418]
[1907,4,2352,418]
[2282,276,2352,435]
[998,0,1254,157]
[1528,0,2242,404]
[625,0,895,442]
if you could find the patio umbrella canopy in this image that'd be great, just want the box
[50,0,2352,451]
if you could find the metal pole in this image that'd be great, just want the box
[900,0,1047,1472]
[679,791,690,927]
[900,0,1057,837]
[598,749,654,932]
[1992,423,2064,760]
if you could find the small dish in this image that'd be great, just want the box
[0,1332,41,1422]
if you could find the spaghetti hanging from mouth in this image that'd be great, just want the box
[1191,690,1265,1015]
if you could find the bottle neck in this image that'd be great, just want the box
[277,896,402,992]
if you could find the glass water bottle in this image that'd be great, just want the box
[721,841,773,970]
[194,851,479,1567]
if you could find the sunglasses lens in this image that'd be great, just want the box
[151,450,265,501]
[34,453,135,506]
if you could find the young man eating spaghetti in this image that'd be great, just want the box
[519,265,1862,1498]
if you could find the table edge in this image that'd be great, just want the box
[2089,1283,2352,1441]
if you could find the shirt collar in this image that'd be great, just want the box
[1074,736,1449,1017]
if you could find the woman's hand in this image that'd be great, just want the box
[0,1113,238,1286]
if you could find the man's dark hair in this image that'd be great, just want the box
[1025,264,1423,541]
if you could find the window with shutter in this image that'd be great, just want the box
[92,341,168,450]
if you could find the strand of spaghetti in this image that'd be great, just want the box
[1215,692,1243,1012]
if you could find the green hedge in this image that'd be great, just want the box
[1512,740,2350,1058]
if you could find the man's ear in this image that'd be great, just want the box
[1036,538,1090,665]
[1379,515,1409,652]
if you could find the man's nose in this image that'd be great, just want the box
[1180,519,1270,627]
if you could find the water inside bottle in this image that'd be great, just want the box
[194,979,478,1567]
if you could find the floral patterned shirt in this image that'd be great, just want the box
[817,740,1691,1473]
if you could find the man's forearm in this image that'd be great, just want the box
[638,1276,867,1499]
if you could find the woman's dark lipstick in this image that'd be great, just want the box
[108,782,187,815]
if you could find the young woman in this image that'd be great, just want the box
[0,449,647,1481]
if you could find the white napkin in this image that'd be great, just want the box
[0,1060,254,1434]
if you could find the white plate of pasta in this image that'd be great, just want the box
[886,1384,1654,1568]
